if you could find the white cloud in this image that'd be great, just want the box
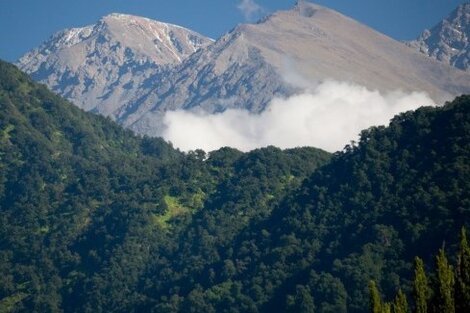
[237,0,264,21]
[161,80,436,153]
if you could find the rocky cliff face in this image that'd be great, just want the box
[17,13,212,116]
[409,3,470,71]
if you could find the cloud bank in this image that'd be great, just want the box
[237,0,264,21]
[162,80,436,153]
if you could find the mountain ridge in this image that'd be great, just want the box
[17,2,470,138]
[123,2,470,135]
[408,3,470,71]
[17,13,213,116]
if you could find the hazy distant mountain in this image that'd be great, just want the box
[17,13,212,116]
[408,3,470,71]
[18,3,470,137]
[123,2,470,136]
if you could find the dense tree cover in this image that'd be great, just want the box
[253,95,469,313]
[0,60,183,312]
[369,228,470,313]
[134,95,469,313]
[0,61,329,312]
[0,59,469,312]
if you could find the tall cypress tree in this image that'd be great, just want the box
[382,303,391,313]
[369,281,382,313]
[456,227,470,313]
[392,289,408,313]
[413,257,428,313]
[434,249,455,313]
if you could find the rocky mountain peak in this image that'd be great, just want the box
[16,14,212,115]
[408,3,470,71]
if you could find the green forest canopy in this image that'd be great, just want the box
[0,60,469,312]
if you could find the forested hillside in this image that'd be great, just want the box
[131,95,469,313]
[0,60,330,312]
[0,59,469,313]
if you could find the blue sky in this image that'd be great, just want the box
[0,0,468,62]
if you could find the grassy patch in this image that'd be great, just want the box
[152,196,191,229]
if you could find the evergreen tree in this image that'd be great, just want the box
[392,289,408,313]
[413,257,428,313]
[434,249,455,313]
[369,281,382,313]
[382,302,391,313]
[368,230,470,313]
[455,227,470,313]
[287,285,315,313]
[297,286,315,313]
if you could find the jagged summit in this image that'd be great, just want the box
[294,1,331,16]
[102,12,149,20]
[100,12,190,30]
[19,13,212,68]
[17,14,212,115]
[254,1,335,26]
[409,3,470,71]
[203,0,469,98]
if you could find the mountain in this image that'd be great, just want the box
[18,3,470,137]
[408,3,470,71]
[17,13,212,117]
[115,1,470,136]
[1,59,469,312]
